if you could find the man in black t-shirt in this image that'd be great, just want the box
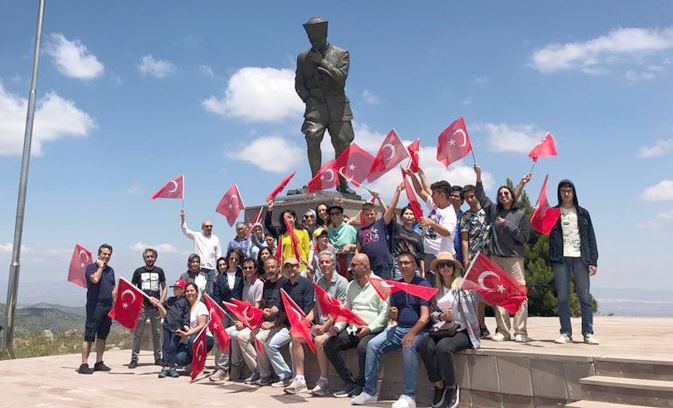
[129,248,166,368]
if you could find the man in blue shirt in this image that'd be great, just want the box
[352,251,430,408]
[78,244,116,374]
[357,202,393,279]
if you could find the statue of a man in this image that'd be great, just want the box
[296,17,355,195]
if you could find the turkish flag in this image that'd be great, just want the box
[368,129,410,182]
[151,175,184,200]
[367,275,437,301]
[531,174,561,235]
[283,217,303,261]
[307,160,339,193]
[462,252,528,314]
[274,237,283,262]
[407,139,420,173]
[230,298,264,330]
[190,327,209,382]
[266,171,296,202]
[215,184,244,226]
[312,282,367,326]
[108,278,145,329]
[203,294,230,350]
[335,143,375,186]
[401,169,424,220]
[252,207,264,225]
[280,289,315,353]
[528,132,558,162]
[68,244,93,288]
[437,116,472,167]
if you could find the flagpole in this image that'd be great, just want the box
[181,174,185,210]
[2,0,46,359]
[470,149,477,166]
[529,161,537,174]
[459,252,480,290]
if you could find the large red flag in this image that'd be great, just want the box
[528,132,558,162]
[203,294,230,350]
[335,143,375,186]
[108,278,146,329]
[437,116,472,167]
[407,138,420,173]
[312,282,367,326]
[190,327,209,382]
[530,175,561,235]
[368,129,410,182]
[68,244,93,288]
[266,171,296,202]
[215,184,244,226]
[401,169,424,220]
[462,252,528,314]
[307,160,339,193]
[151,175,184,200]
[230,298,264,330]
[280,289,315,353]
[367,275,438,301]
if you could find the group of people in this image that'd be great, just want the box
[78,163,599,408]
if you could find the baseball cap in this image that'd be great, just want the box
[170,278,187,288]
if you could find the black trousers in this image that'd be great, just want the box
[420,331,471,385]
[324,329,376,387]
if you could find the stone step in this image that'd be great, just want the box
[566,400,657,408]
[580,375,673,407]
[595,357,673,381]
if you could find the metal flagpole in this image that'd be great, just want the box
[1,0,47,359]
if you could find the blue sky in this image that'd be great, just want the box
[1,1,673,297]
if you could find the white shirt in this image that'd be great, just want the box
[190,302,212,337]
[181,222,222,270]
[423,196,457,255]
[561,207,581,257]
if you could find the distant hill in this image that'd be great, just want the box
[0,303,83,335]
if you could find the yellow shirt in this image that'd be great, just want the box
[280,229,311,272]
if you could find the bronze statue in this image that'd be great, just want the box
[296,17,356,195]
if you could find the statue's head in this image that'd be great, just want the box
[303,17,328,49]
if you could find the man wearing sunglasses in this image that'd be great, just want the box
[180,209,222,296]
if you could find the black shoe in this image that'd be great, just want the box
[155,358,163,366]
[333,383,358,398]
[128,360,138,369]
[93,361,111,372]
[432,386,448,408]
[444,386,459,408]
[78,363,94,374]
[244,371,260,384]
[158,367,169,378]
[480,326,491,339]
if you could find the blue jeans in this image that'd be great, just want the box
[263,326,292,380]
[363,326,427,398]
[176,334,214,366]
[553,257,593,337]
[201,268,215,296]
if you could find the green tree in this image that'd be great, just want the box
[506,179,597,317]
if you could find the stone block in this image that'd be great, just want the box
[530,359,568,400]
[470,390,502,407]
[563,361,595,400]
[467,355,499,393]
[496,355,532,396]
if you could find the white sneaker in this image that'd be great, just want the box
[208,368,229,382]
[554,333,572,344]
[284,378,308,394]
[391,394,416,408]
[490,332,509,342]
[514,334,528,343]
[584,334,600,345]
[351,391,377,405]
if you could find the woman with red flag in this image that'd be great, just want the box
[174,283,214,373]
[264,202,310,273]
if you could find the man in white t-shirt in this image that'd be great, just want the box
[403,167,457,285]
[180,209,222,296]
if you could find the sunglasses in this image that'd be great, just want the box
[436,261,454,269]
[203,225,213,228]
[303,214,315,219]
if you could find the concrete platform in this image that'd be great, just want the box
[2,316,672,407]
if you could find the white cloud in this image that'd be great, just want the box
[461,96,473,105]
[530,27,673,75]
[226,136,304,173]
[473,122,540,154]
[125,184,144,195]
[362,90,380,105]
[199,65,215,77]
[625,69,656,82]
[46,33,104,80]
[0,243,33,254]
[642,180,673,202]
[202,67,303,122]
[637,138,673,158]
[657,209,673,220]
[0,84,95,155]
[137,54,176,78]
[130,242,178,254]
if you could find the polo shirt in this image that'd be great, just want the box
[278,276,315,326]
[315,272,348,323]
[334,278,389,334]
[85,263,116,305]
[390,275,430,329]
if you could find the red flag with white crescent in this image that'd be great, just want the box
[68,244,93,288]
[215,184,245,226]
[334,143,375,186]
[437,117,472,167]
[108,278,146,329]
[369,129,410,182]
[530,174,561,235]
[151,175,184,200]
[461,252,528,314]
[312,282,367,326]
[367,274,437,301]
[190,326,209,382]
[230,298,264,330]
[401,169,424,220]
[407,138,420,173]
[280,289,315,353]
[307,160,339,193]
[266,171,296,202]
[203,294,230,350]
[528,132,558,162]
